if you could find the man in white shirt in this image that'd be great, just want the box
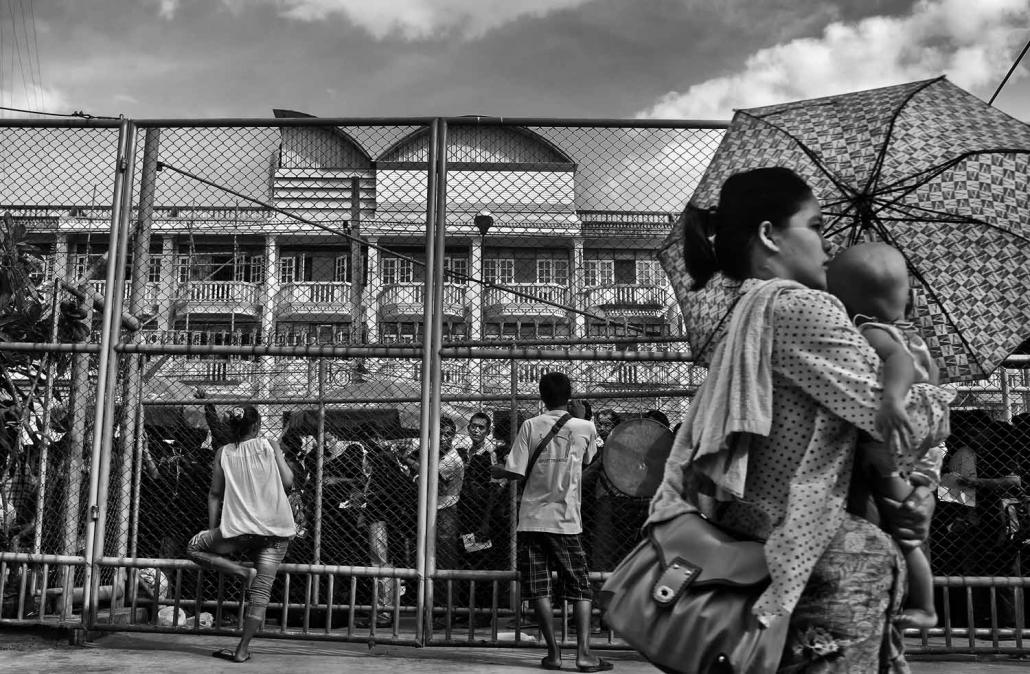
[491,372,612,672]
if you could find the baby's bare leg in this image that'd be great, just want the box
[896,545,937,629]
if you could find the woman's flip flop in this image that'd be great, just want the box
[212,648,251,663]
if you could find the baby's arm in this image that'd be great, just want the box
[863,326,917,452]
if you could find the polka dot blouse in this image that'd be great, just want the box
[650,284,953,621]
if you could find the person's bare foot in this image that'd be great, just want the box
[574,657,614,672]
[895,607,937,629]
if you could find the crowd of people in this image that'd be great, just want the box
[132,166,1030,672]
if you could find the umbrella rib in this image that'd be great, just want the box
[876,198,1030,246]
[872,148,1030,198]
[863,77,943,195]
[867,212,987,378]
[738,110,858,199]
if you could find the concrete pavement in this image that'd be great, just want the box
[3,629,1030,673]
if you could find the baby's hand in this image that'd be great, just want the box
[876,398,914,454]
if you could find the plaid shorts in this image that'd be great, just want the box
[517,531,592,601]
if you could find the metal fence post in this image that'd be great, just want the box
[83,118,138,629]
[425,116,448,635]
[113,126,160,607]
[1001,366,1012,422]
[414,119,440,642]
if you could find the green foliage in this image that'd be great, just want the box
[0,212,56,479]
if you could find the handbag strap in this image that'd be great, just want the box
[523,413,572,487]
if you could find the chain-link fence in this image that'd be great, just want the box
[2,115,1030,654]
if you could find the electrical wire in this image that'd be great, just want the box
[7,0,31,111]
[25,0,42,110]
[16,0,40,110]
[0,103,116,118]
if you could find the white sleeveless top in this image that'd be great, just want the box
[219,437,296,539]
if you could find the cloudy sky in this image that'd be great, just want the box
[1,0,1029,122]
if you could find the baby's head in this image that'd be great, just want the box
[826,242,910,322]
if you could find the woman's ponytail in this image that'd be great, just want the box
[681,204,721,290]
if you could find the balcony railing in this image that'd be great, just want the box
[581,284,670,314]
[482,283,570,319]
[585,362,681,388]
[274,358,354,395]
[482,361,554,391]
[86,281,161,314]
[176,281,261,317]
[278,281,353,318]
[164,358,258,383]
[378,282,466,319]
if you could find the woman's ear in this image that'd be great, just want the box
[756,220,780,253]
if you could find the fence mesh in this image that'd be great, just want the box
[2,117,1030,646]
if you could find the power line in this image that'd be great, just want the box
[25,0,42,110]
[989,35,1030,106]
[6,0,31,111]
[15,0,39,110]
[0,103,115,118]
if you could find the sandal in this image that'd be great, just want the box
[541,655,562,670]
[212,648,251,663]
[576,659,613,672]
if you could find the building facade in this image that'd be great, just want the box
[17,116,692,431]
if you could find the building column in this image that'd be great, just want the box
[260,235,280,436]
[160,236,176,333]
[365,236,380,346]
[571,237,586,338]
[470,238,483,341]
[52,234,69,282]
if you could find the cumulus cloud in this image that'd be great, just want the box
[638,0,1030,119]
[156,0,180,20]
[268,0,591,40]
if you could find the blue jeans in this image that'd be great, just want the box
[187,528,289,623]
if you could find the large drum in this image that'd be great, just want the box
[601,417,674,498]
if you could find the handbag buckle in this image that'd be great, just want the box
[651,557,700,606]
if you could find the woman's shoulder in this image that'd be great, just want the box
[772,286,850,324]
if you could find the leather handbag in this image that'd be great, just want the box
[599,511,789,674]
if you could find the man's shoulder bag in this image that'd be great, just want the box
[598,511,789,674]
[524,413,572,481]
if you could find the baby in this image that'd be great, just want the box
[827,241,938,629]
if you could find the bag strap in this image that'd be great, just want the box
[523,413,572,487]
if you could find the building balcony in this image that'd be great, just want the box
[580,284,671,319]
[585,362,685,389]
[174,281,261,318]
[274,358,354,396]
[277,282,353,320]
[481,361,554,393]
[483,284,570,320]
[376,359,472,389]
[163,357,258,384]
[87,280,161,316]
[378,282,466,321]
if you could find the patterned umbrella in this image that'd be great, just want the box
[660,76,1030,382]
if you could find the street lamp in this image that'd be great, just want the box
[474,210,494,237]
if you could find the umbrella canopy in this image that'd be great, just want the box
[661,77,1030,382]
